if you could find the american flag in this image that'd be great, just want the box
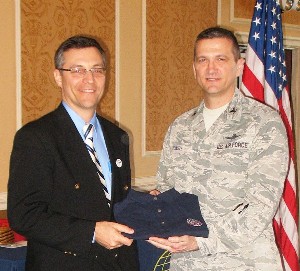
[241,0,299,270]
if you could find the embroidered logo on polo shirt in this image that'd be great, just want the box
[187,218,203,227]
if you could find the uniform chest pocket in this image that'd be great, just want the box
[170,144,194,162]
[212,141,250,172]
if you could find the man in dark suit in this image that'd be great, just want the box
[7,35,139,271]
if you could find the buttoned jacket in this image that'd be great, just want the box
[8,104,138,271]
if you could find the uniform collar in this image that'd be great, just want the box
[224,88,244,122]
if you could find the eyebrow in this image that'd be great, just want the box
[69,63,105,68]
[195,54,229,59]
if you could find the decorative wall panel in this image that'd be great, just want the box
[21,0,115,125]
[146,0,218,151]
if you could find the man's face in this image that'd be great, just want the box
[193,38,244,99]
[54,47,106,116]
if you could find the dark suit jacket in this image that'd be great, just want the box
[7,104,139,271]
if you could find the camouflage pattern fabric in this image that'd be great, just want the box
[156,89,289,271]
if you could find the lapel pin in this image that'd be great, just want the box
[116,159,122,168]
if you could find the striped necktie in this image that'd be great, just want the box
[83,123,111,206]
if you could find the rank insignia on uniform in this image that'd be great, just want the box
[186,218,203,227]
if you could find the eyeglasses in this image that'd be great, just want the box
[58,67,106,77]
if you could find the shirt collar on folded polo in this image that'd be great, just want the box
[128,188,180,203]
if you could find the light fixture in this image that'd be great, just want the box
[280,0,300,11]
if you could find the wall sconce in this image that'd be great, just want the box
[281,0,300,11]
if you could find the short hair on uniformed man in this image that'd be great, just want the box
[194,27,241,61]
[54,35,106,69]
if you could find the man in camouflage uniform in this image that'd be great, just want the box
[148,27,289,271]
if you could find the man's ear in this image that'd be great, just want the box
[236,58,245,77]
[53,69,63,88]
[192,63,196,79]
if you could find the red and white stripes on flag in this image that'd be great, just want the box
[241,0,299,270]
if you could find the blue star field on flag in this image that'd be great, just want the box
[248,0,287,100]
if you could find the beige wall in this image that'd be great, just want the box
[0,2,16,192]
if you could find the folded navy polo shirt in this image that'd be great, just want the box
[113,188,209,240]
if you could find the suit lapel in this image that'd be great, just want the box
[52,105,110,210]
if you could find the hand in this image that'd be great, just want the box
[149,189,160,196]
[94,221,134,249]
[148,235,199,253]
